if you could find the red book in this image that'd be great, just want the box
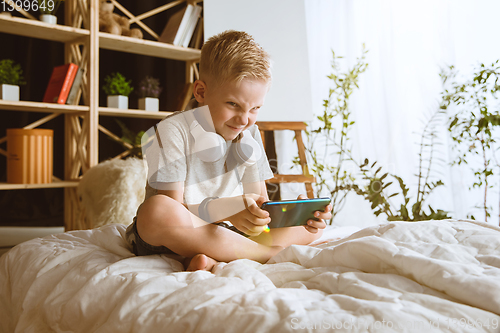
[43,63,79,104]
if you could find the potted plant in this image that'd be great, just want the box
[137,76,162,111]
[103,72,133,109]
[0,59,26,102]
[39,0,63,24]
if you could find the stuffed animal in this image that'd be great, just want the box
[99,0,143,39]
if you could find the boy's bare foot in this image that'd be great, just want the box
[184,254,218,272]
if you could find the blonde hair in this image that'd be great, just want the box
[199,30,272,87]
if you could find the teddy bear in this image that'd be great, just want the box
[99,0,143,39]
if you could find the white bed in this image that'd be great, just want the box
[1,219,499,332]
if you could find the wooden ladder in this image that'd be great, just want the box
[256,122,315,198]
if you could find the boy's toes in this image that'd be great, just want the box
[185,254,218,272]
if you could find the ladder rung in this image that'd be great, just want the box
[266,174,315,184]
[256,121,307,131]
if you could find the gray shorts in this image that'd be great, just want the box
[126,217,249,256]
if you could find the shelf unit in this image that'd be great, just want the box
[99,107,173,119]
[0,0,201,230]
[0,14,89,41]
[0,99,89,114]
[0,181,80,190]
[99,32,200,61]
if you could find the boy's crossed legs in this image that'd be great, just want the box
[136,194,285,271]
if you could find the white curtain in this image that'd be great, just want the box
[276,0,500,227]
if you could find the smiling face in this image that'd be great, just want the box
[193,78,269,141]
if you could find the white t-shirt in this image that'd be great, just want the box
[141,106,274,207]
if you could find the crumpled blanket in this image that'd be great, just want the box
[1,219,499,332]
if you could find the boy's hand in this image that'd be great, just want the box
[227,194,271,236]
[297,194,331,234]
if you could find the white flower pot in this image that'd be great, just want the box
[138,97,159,112]
[0,84,20,101]
[40,14,57,24]
[107,95,128,109]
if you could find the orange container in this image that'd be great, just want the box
[7,129,53,184]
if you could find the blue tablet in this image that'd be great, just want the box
[261,197,331,229]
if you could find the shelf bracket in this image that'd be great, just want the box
[110,0,159,40]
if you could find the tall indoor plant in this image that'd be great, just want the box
[297,47,450,223]
[441,62,500,223]
[295,46,368,221]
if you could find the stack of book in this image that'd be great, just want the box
[159,3,203,48]
[43,63,83,105]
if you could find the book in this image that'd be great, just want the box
[66,67,84,105]
[159,4,194,46]
[43,63,79,104]
[181,5,202,48]
[173,4,194,45]
[189,17,204,49]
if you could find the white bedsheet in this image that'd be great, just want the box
[1,219,499,332]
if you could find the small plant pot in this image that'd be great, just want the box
[107,95,128,109]
[0,84,20,101]
[138,97,159,112]
[40,14,57,24]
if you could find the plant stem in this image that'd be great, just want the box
[423,131,436,203]
[416,135,425,204]
[481,133,488,222]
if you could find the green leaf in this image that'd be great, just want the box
[400,205,409,220]
[0,59,27,85]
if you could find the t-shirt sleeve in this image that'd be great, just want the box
[143,116,188,190]
[240,124,274,184]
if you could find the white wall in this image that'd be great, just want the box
[204,0,313,122]
[451,0,500,72]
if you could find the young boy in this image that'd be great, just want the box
[126,30,332,271]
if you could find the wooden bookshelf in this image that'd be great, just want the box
[99,32,200,61]
[0,15,88,43]
[0,181,79,190]
[98,107,173,119]
[1,0,202,230]
[0,100,89,114]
